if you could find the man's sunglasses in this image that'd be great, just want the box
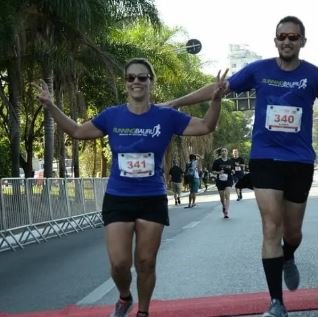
[125,74,151,83]
[276,33,302,42]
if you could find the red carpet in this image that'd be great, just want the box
[1,289,318,317]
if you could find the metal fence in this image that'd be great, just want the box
[0,177,108,252]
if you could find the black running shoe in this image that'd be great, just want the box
[262,299,288,317]
[283,259,300,291]
[109,298,133,317]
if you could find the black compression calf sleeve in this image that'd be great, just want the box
[262,257,284,303]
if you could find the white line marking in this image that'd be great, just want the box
[182,221,200,230]
[77,278,115,305]
[77,268,136,305]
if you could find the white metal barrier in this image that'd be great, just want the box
[0,177,108,252]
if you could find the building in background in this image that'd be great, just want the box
[227,44,261,111]
[228,44,262,75]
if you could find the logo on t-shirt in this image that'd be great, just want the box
[262,78,307,89]
[113,124,161,137]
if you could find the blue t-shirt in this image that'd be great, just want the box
[91,104,191,196]
[229,58,318,164]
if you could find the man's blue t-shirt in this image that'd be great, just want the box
[229,58,318,164]
[91,104,191,196]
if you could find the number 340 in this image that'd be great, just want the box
[274,114,294,123]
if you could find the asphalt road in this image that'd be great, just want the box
[91,188,318,308]
[1,185,317,315]
[0,187,215,313]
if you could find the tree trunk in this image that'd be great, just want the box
[55,84,66,178]
[72,139,79,177]
[7,60,22,178]
[69,81,80,178]
[42,65,54,178]
[100,138,107,177]
[92,139,97,177]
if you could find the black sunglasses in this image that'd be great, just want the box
[125,74,151,83]
[276,33,302,42]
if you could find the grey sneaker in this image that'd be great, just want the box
[283,259,300,291]
[109,298,133,317]
[262,299,288,317]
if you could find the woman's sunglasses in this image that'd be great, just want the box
[125,74,151,83]
[276,33,302,42]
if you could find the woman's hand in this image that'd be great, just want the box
[211,69,229,101]
[32,79,54,108]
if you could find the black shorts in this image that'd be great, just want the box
[249,159,314,203]
[235,173,253,190]
[233,172,244,184]
[102,194,169,226]
[216,179,233,191]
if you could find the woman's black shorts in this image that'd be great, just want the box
[102,193,169,226]
[215,179,233,191]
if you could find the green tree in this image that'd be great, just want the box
[212,101,252,163]
[0,0,161,178]
[0,139,11,177]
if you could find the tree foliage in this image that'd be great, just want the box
[213,101,251,158]
[0,1,253,178]
[0,139,11,177]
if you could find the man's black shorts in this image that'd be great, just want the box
[102,193,169,226]
[249,159,314,203]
